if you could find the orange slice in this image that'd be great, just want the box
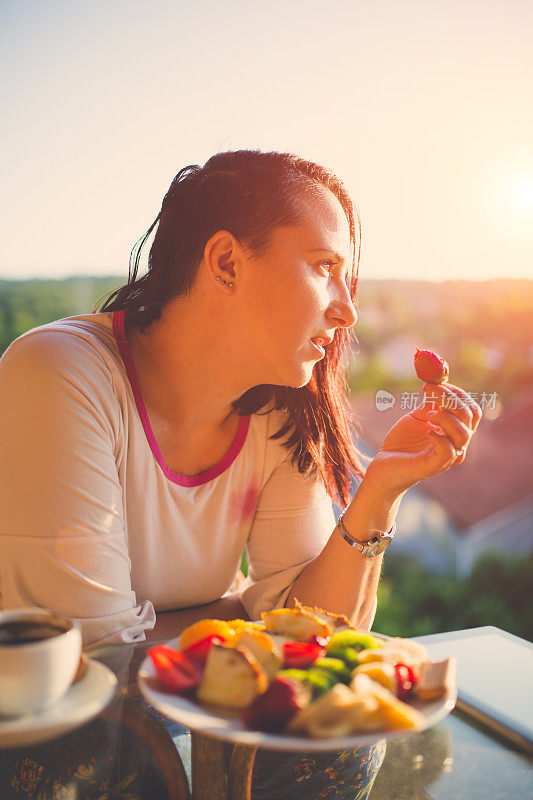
[226,619,264,634]
[179,619,236,651]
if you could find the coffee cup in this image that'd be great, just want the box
[0,608,82,717]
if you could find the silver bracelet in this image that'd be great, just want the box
[337,506,396,554]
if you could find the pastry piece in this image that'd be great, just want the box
[287,682,382,738]
[295,600,354,633]
[386,637,428,667]
[235,629,283,681]
[288,672,425,739]
[261,607,331,641]
[416,658,456,700]
[350,674,425,731]
[353,661,397,693]
[196,643,267,709]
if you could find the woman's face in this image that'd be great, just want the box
[240,188,357,388]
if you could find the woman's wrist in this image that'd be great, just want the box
[340,475,404,543]
[362,459,409,504]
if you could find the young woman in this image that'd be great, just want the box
[0,149,481,650]
[0,149,481,800]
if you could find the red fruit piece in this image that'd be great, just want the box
[283,641,326,669]
[183,634,226,667]
[414,348,449,385]
[148,644,202,695]
[242,676,311,732]
[394,662,419,699]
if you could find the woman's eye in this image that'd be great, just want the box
[316,261,352,288]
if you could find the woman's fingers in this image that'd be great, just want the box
[445,383,483,430]
[421,382,482,431]
[427,429,463,466]
[422,383,473,428]
[427,409,472,461]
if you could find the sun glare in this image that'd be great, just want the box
[484,160,533,254]
[506,172,533,217]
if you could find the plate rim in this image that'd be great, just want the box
[0,657,118,748]
[137,632,457,752]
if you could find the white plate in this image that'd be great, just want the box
[0,658,118,748]
[138,634,457,752]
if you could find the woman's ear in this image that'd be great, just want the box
[203,230,240,286]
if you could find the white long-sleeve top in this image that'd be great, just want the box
[0,311,336,647]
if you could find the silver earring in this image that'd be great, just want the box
[216,276,226,285]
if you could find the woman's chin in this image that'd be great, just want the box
[279,364,315,389]
[262,357,316,390]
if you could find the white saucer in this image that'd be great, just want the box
[0,658,118,748]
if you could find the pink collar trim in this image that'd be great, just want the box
[112,310,251,487]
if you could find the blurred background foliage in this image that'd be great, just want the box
[375,552,533,641]
[0,277,121,355]
[1,275,532,641]
[240,549,533,642]
[352,278,533,403]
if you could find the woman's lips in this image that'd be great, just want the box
[310,338,326,358]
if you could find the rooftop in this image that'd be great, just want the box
[351,387,533,530]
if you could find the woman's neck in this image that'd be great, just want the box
[125,299,251,439]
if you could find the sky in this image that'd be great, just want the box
[1,0,532,282]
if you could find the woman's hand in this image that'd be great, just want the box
[364,382,483,498]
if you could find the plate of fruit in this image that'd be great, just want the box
[138,602,456,751]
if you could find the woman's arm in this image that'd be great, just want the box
[285,478,404,629]
[287,381,482,627]
[0,329,156,647]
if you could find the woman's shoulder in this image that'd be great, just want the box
[248,400,291,439]
[245,401,293,477]
[0,314,130,447]
[1,313,120,373]
[4,312,115,349]
[0,313,129,414]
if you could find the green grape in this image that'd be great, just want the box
[305,667,338,697]
[326,630,382,654]
[312,657,352,683]
[278,668,309,683]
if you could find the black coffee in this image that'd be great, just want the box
[0,621,67,645]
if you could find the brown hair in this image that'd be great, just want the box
[101,150,368,505]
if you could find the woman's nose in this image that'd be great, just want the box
[327,292,358,329]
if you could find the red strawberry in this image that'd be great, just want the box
[183,634,226,667]
[394,662,419,699]
[283,641,326,669]
[414,348,449,385]
[242,676,311,732]
[148,645,202,695]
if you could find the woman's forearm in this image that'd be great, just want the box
[285,477,405,629]
[145,593,249,641]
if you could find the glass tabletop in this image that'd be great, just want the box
[0,630,531,800]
